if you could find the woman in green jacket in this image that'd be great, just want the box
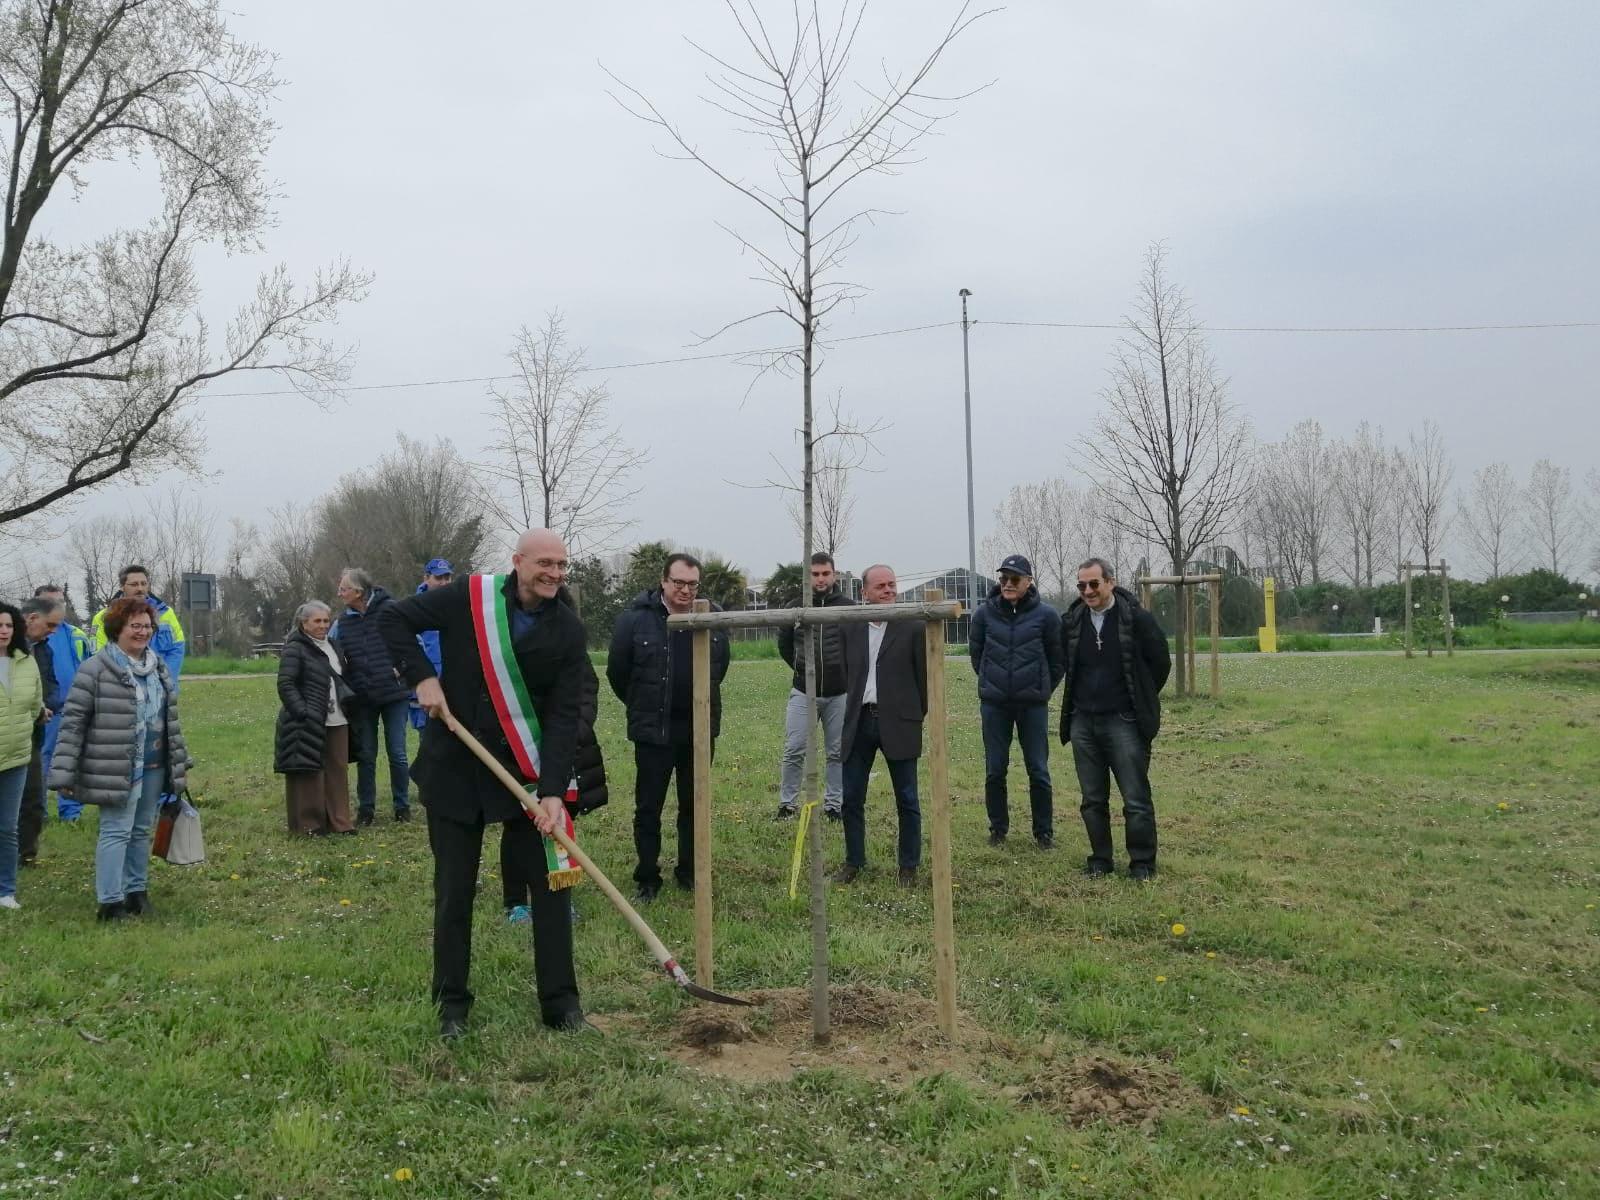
[0,601,45,910]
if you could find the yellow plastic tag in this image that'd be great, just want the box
[787,800,819,900]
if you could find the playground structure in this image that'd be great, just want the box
[666,591,964,1040]
[1138,573,1224,698]
[1401,560,1454,658]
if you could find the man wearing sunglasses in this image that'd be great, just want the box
[1059,557,1171,880]
[969,554,1065,849]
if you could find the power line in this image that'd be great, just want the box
[984,319,1600,333]
[187,314,1599,400]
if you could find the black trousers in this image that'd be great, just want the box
[426,808,579,1025]
[633,739,712,887]
[18,726,45,861]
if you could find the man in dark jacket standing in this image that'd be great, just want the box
[1059,557,1171,880]
[970,554,1065,849]
[332,568,411,825]
[607,553,730,903]
[378,528,593,1038]
[16,597,63,865]
[835,565,927,887]
[776,553,854,819]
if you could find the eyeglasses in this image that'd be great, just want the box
[125,622,154,633]
[1077,580,1104,592]
[666,577,700,591]
[999,573,1026,586]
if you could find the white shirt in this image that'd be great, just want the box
[862,621,888,704]
[1089,593,1116,640]
[311,635,348,727]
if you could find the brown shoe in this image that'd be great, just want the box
[831,864,861,885]
[897,867,917,888]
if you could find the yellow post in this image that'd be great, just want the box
[691,598,714,988]
[1258,576,1278,653]
[924,589,958,1039]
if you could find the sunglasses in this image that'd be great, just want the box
[999,572,1026,585]
[1077,580,1104,592]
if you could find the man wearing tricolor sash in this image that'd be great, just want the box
[379,529,596,1039]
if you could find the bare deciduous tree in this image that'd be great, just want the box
[1456,461,1520,581]
[314,435,493,595]
[1523,458,1578,576]
[1078,242,1253,694]
[258,502,321,636]
[479,312,647,557]
[1331,422,1393,587]
[142,487,217,602]
[611,0,990,1035]
[1399,420,1452,568]
[784,432,860,560]
[0,0,368,529]
[983,477,1097,605]
[68,512,149,612]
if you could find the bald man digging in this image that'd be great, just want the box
[380,530,596,1038]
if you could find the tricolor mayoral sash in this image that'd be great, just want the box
[468,574,582,890]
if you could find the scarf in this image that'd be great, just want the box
[106,642,164,733]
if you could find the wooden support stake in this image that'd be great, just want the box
[1403,568,1414,659]
[1186,584,1198,698]
[1441,561,1453,657]
[924,589,958,1039]
[1209,579,1221,699]
[691,599,714,988]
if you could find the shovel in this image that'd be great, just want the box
[442,713,756,1008]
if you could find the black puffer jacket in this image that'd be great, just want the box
[331,588,409,706]
[969,583,1065,706]
[1059,586,1172,743]
[778,588,854,696]
[607,589,730,746]
[568,615,608,815]
[273,628,351,774]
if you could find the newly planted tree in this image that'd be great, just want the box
[612,0,990,1036]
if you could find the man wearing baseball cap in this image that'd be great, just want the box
[408,559,454,733]
[968,554,1064,849]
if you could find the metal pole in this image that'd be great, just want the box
[960,289,976,589]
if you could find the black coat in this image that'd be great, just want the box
[1059,587,1171,743]
[969,584,1065,706]
[332,587,409,706]
[377,575,592,823]
[841,618,928,761]
[777,589,854,696]
[273,628,351,774]
[607,590,730,746]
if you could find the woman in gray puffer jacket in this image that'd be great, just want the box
[50,597,192,922]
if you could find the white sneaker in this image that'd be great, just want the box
[0,895,20,910]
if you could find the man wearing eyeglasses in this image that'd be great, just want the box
[607,552,730,903]
[1059,557,1171,881]
[969,554,1065,849]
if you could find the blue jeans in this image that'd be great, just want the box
[980,701,1052,840]
[841,709,921,869]
[95,767,165,904]
[41,712,79,820]
[350,698,411,815]
[0,763,26,898]
[1069,710,1156,872]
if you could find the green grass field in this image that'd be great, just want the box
[3,654,1597,1198]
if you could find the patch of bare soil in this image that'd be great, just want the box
[1007,1053,1197,1131]
[667,985,1204,1131]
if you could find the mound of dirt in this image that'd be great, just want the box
[1013,1053,1196,1130]
[667,983,981,1085]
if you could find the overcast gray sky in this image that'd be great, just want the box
[39,0,1600,583]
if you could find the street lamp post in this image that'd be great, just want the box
[1580,592,1589,623]
[1330,602,1340,634]
[959,288,976,601]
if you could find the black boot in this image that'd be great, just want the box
[97,901,128,922]
[124,891,154,917]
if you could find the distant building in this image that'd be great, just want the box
[897,566,985,645]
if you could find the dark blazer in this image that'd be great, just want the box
[273,628,351,774]
[377,575,590,822]
[841,618,928,761]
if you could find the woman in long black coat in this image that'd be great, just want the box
[274,601,357,836]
